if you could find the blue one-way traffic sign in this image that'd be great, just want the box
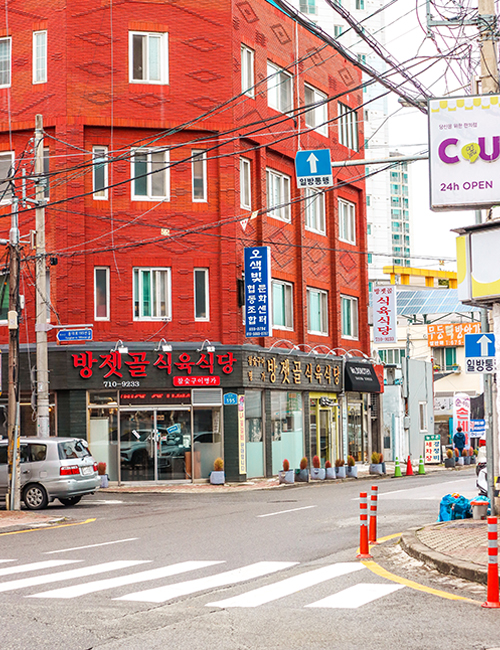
[295,149,332,188]
[56,328,93,342]
[465,332,496,373]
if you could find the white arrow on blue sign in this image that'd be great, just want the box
[465,332,495,358]
[295,149,333,188]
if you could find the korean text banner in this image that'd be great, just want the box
[428,94,500,210]
[372,286,397,344]
[244,246,271,338]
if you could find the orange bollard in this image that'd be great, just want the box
[406,455,414,476]
[483,516,500,608]
[369,485,378,544]
[357,492,373,559]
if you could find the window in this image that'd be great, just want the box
[307,288,328,334]
[131,148,169,200]
[391,197,401,207]
[300,0,317,14]
[338,198,356,244]
[304,84,327,135]
[266,169,291,222]
[0,38,11,87]
[194,268,209,321]
[94,267,110,320]
[358,53,366,64]
[272,280,293,330]
[267,61,293,113]
[419,401,428,433]
[241,44,254,97]
[367,253,372,264]
[192,150,207,202]
[356,0,365,8]
[366,195,370,206]
[338,102,358,151]
[377,348,405,365]
[341,295,358,339]
[434,347,457,371]
[367,224,371,235]
[334,25,343,38]
[240,157,251,210]
[33,31,47,84]
[0,151,14,204]
[93,146,108,200]
[129,31,168,84]
[133,268,171,320]
[304,188,325,234]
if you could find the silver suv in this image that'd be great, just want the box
[0,437,100,510]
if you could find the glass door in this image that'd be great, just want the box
[120,410,155,481]
[156,410,191,481]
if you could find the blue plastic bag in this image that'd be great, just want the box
[438,494,472,522]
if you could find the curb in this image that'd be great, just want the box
[400,526,487,585]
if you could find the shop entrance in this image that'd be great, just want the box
[309,396,339,466]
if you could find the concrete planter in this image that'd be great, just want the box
[444,457,455,468]
[310,468,326,480]
[457,457,464,466]
[210,471,225,485]
[463,456,471,465]
[100,474,109,488]
[335,466,346,479]
[278,470,295,484]
[325,467,336,480]
[346,465,358,478]
[470,455,476,464]
[369,463,384,475]
[295,469,309,483]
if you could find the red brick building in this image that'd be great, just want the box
[0,0,378,485]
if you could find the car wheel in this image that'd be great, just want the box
[58,496,82,507]
[23,484,48,510]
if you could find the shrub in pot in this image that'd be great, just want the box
[369,451,384,475]
[295,457,309,482]
[310,455,326,480]
[455,447,464,466]
[325,460,335,480]
[210,457,225,485]
[279,458,295,484]
[346,455,358,478]
[97,462,108,487]
[462,448,470,465]
[469,447,476,464]
[335,458,346,479]
[444,448,455,468]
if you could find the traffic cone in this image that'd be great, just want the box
[406,455,414,476]
[418,455,426,475]
[394,457,402,478]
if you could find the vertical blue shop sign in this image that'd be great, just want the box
[244,246,271,338]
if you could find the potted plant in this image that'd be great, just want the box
[210,457,225,484]
[325,459,336,480]
[469,447,476,464]
[97,462,108,488]
[310,455,326,480]
[456,448,464,466]
[369,451,384,475]
[444,448,455,468]
[278,458,295,484]
[335,458,346,479]
[346,455,358,478]
[295,457,309,482]
[462,448,470,465]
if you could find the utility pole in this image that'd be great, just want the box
[34,114,49,437]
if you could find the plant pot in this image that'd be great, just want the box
[310,467,326,480]
[381,462,386,474]
[210,470,225,485]
[335,466,346,479]
[444,457,455,468]
[470,456,476,464]
[369,463,384,475]
[295,469,309,482]
[100,474,109,488]
[457,457,464,466]
[346,465,358,478]
[325,467,336,480]
[278,470,295,484]
[463,456,470,465]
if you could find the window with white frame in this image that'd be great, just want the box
[194,268,209,321]
[307,288,328,335]
[240,157,251,210]
[129,31,168,84]
[267,61,293,113]
[133,267,171,320]
[272,280,293,330]
[341,295,358,339]
[338,198,356,244]
[131,148,169,200]
[419,401,428,432]
[33,31,47,84]
[304,188,325,234]
[241,44,254,97]
[92,146,108,200]
[304,84,328,135]
[94,267,110,320]
[266,168,290,222]
[0,38,11,88]
[0,151,14,204]
[192,150,207,202]
[300,0,317,14]
[338,102,358,151]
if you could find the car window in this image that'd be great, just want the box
[0,444,6,464]
[58,440,91,460]
[27,444,47,462]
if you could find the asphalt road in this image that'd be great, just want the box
[1,469,499,650]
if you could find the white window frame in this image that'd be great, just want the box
[92,146,108,200]
[33,30,47,84]
[267,61,293,113]
[304,83,328,136]
[129,31,168,85]
[192,150,207,202]
[0,37,11,88]
[338,198,356,244]
[133,267,172,321]
[0,151,14,205]
[194,268,209,321]
[272,279,293,331]
[307,287,328,335]
[94,267,110,321]
[266,168,291,222]
[131,148,169,201]
[300,0,317,15]
[419,401,428,433]
[341,295,359,340]
[338,102,358,151]
[241,44,254,97]
[304,188,325,234]
[240,157,251,210]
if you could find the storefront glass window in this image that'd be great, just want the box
[245,390,264,478]
[270,391,303,474]
[193,408,222,479]
[347,396,364,462]
[89,407,118,480]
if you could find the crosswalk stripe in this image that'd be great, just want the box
[305,583,405,608]
[116,561,297,603]
[206,562,365,608]
[0,560,15,564]
[29,561,225,599]
[0,560,78,577]
[0,560,147,594]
